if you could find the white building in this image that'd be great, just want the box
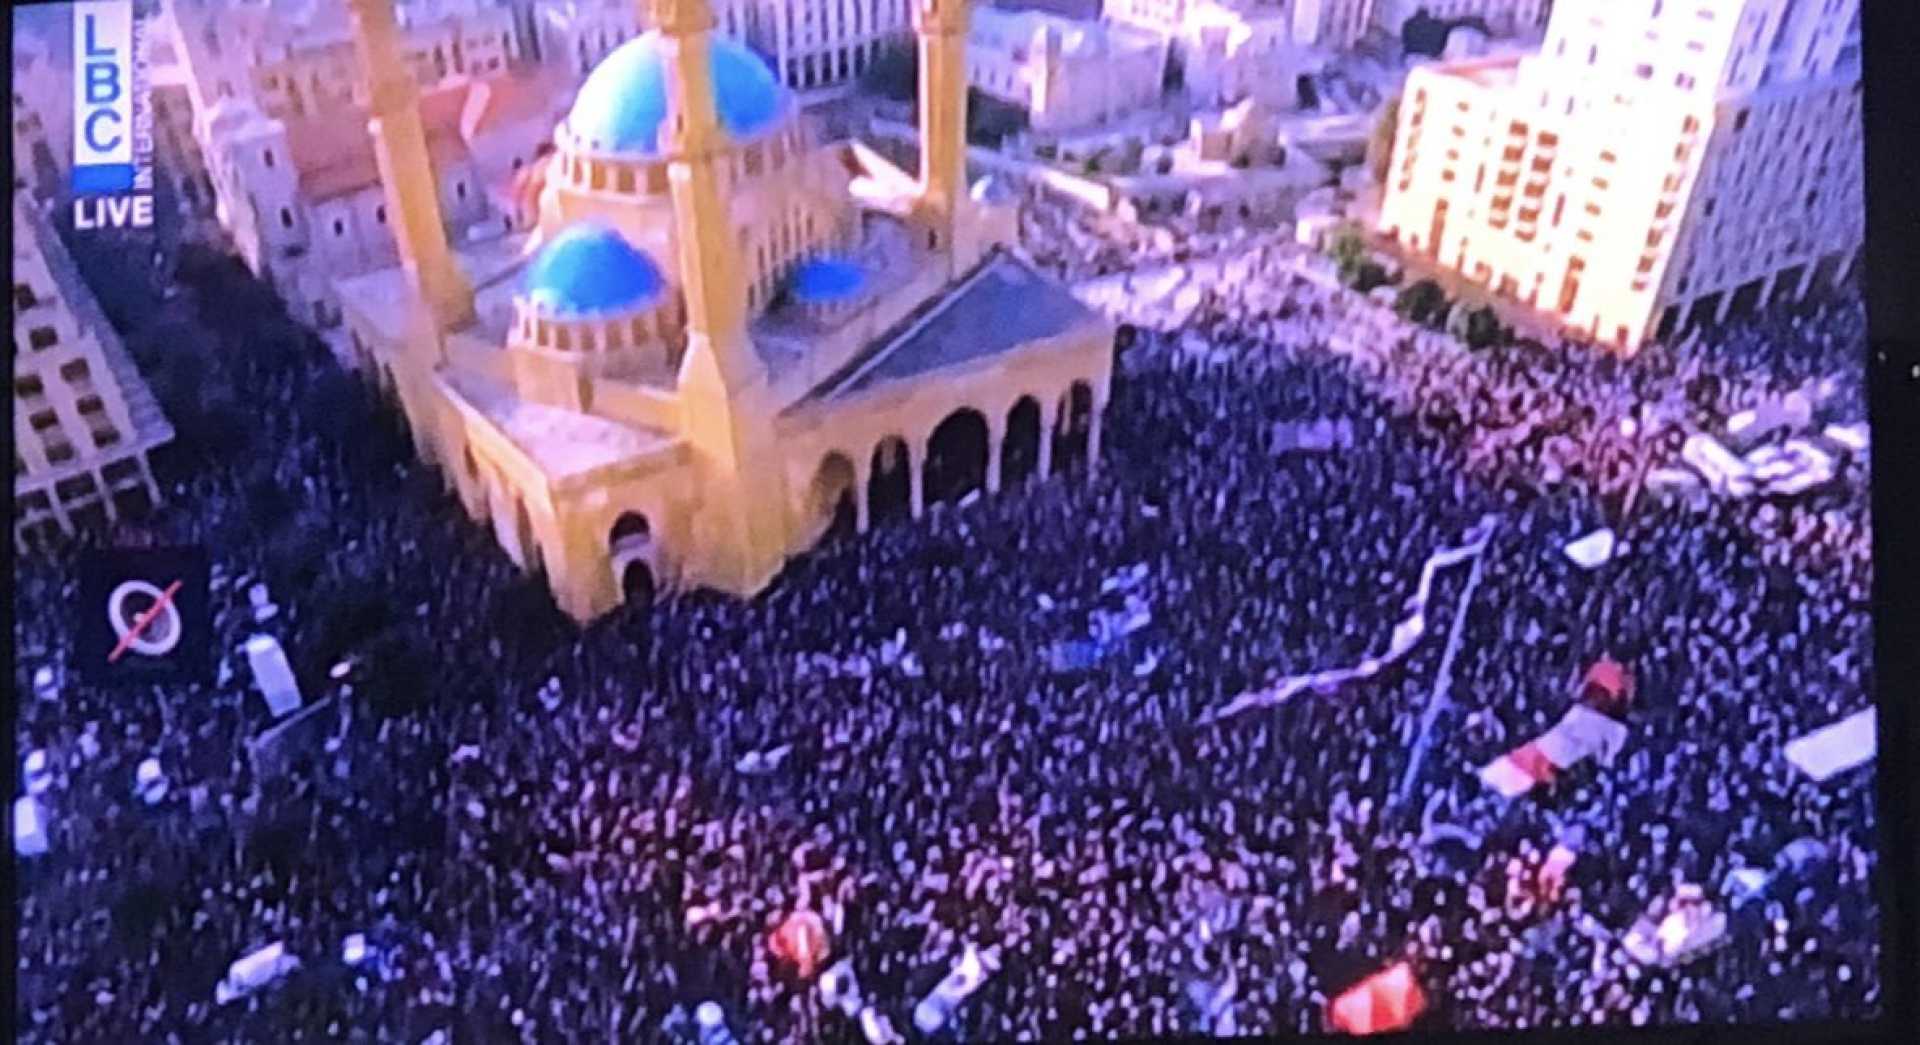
[13,191,173,548]
[538,0,910,94]
[1376,0,1863,352]
[967,8,1167,132]
[1101,0,1326,109]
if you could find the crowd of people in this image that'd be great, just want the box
[14,197,1880,1043]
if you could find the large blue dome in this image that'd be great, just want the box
[566,32,783,155]
[789,257,868,304]
[523,223,666,317]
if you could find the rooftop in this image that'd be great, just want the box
[1437,55,1524,88]
[285,78,476,201]
[815,250,1099,400]
[441,370,677,481]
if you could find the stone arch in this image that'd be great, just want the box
[610,511,652,549]
[1052,381,1097,476]
[807,451,859,542]
[924,408,990,507]
[1002,396,1044,487]
[868,435,912,525]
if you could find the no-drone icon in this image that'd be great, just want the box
[76,547,211,686]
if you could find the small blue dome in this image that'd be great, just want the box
[523,222,666,316]
[566,32,783,155]
[789,257,867,304]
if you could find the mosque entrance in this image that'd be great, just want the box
[1052,382,1095,476]
[808,452,858,542]
[620,561,656,606]
[924,409,989,506]
[868,436,912,525]
[1002,397,1043,487]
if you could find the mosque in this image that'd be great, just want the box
[334,0,1115,621]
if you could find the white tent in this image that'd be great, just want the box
[245,635,304,718]
[1784,708,1876,782]
[15,795,50,857]
[215,942,300,1005]
[1562,529,1616,570]
[1534,705,1629,769]
[913,944,998,1034]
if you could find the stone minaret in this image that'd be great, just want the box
[344,0,476,341]
[913,0,970,279]
[655,0,791,594]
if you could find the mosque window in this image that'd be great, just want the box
[281,207,294,228]
[456,181,467,201]
[607,322,625,350]
[376,205,387,224]
[263,148,276,168]
[617,166,635,193]
[556,325,573,351]
[333,219,346,236]
[590,163,606,191]
[632,316,649,344]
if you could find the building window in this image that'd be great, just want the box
[29,326,58,350]
[1676,73,1696,90]
[280,207,294,229]
[456,180,467,201]
[334,219,346,236]
[15,374,45,398]
[13,283,36,309]
[92,426,122,448]
[45,442,77,465]
[1635,63,1653,79]
[376,205,387,224]
[30,409,59,431]
[264,148,275,168]
[59,359,91,384]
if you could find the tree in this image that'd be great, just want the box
[1465,305,1504,349]
[1395,278,1448,327]
[1330,225,1368,272]
[1351,261,1392,293]
[1367,93,1403,186]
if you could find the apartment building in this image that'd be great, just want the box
[13,193,173,550]
[1377,0,1862,352]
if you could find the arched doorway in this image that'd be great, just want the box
[1052,383,1095,476]
[924,409,989,506]
[610,511,651,550]
[808,452,858,542]
[1003,397,1042,487]
[868,436,911,525]
[620,559,656,606]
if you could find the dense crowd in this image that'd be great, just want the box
[14,202,1878,1043]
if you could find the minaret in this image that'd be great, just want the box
[344,0,476,339]
[655,0,791,593]
[913,0,971,279]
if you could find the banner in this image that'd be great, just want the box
[1201,517,1499,725]
[1783,708,1876,782]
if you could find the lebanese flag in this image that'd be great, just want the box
[1478,741,1557,798]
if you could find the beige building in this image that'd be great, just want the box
[9,35,67,203]
[13,192,173,550]
[966,8,1167,133]
[1376,0,1863,352]
[330,0,1113,621]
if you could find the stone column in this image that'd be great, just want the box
[1037,412,1056,481]
[1086,399,1105,477]
[1713,290,1734,325]
[95,472,118,524]
[908,441,926,519]
[1795,262,1818,301]
[985,415,1005,494]
[854,458,872,533]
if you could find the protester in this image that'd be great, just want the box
[12,202,1878,1042]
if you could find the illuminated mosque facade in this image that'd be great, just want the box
[334,0,1114,621]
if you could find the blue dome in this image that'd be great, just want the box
[789,257,867,304]
[522,223,666,316]
[566,32,783,155]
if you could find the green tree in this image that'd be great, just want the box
[1367,93,1403,186]
[1465,305,1504,349]
[1395,278,1448,326]
[1330,225,1368,271]
[1351,261,1392,292]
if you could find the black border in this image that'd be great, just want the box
[2,0,1916,1042]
